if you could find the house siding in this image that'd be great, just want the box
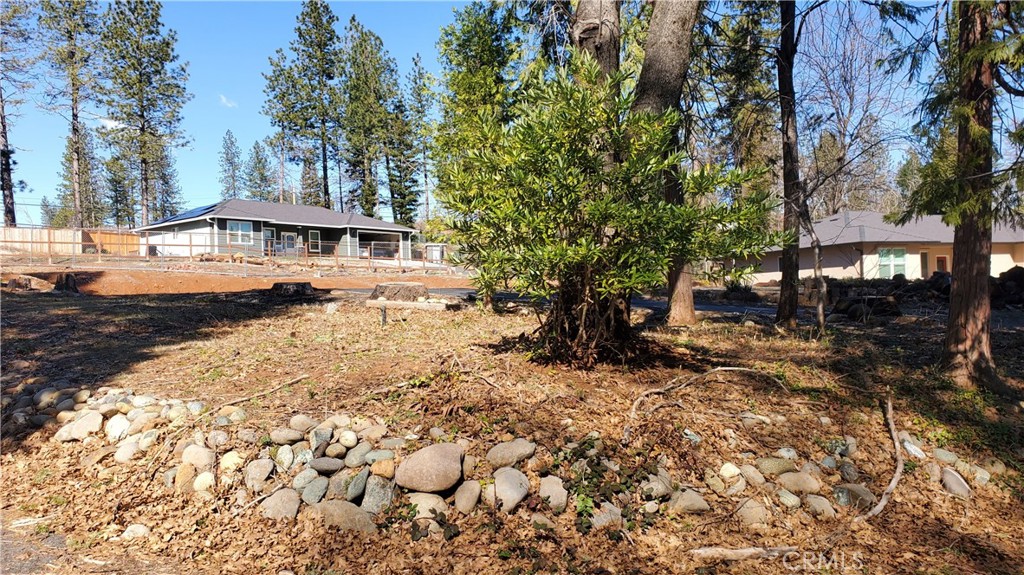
[137,219,213,257]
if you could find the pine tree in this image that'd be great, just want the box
[244,141,275,202]
[219,129,242,199]
[385,94,419,226]
[99,0,191,226]
[299,149,323,206]
[56,127,106,227]
[406,54,434,219]
[339,16,398,217]
[40,196,59,226]
[1,0,38,227]
[150,143,182,221]
[104,153,135,228]
[263,0,341,210]
[39,0,103,228]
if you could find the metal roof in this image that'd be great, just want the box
[138,199,416,233]
[794,210,1023,248]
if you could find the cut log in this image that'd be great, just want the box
[54,273,79,293]
[6,276,33,290]
[270,282,314,296]
[368,282,429,302]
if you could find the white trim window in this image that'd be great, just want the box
[308,230,321,252]
[227,220,254,244]
[878,247,906,279]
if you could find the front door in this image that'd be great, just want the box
[920,252,929,279]
[281,232,297,253]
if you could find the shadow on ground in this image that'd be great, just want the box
[0,276,326,451]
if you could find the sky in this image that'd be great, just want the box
[9,1,463,226]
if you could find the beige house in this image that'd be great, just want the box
[745,211,1024,284]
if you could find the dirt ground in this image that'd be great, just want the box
[1,272,1022,575]
[1,265,473,296]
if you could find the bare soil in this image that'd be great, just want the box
[1,271,1022,575]
[1,265,473,296]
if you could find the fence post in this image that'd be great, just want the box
[145,232,151,261]
[47,228,53,265]
[189,233,193,260]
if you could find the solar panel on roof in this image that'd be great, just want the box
[147,203,218,226]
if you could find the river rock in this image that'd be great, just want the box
[486,438,536,468]
[193,471,216,492]
[804,494,836,519]
[776,489,801,509]
[777,472,820,495]
[539,476,568,513]
[409,492,448,520]
[105,414,131,443]
[262,488,301,520]
[219,450,245,473]
[344,442,372,468]
[775,447,799,460]
[302,476,329,505]
[326,444,347,458]
[114,441,140,464]
[273,445,294,471]
[309,457,345,475]
[934,448,958,464]
[590,502,622,530]
[492,467,529,513]
[640,470,674,500]
[182,445,216,472]
[839,461,859,482]
[312,500,377,533]
[719,462,741,479]
[310,428,333,457]
[739,464,766,486]
[289,414,318,432]
[941,467,971,499]
[736,498,770,528]
[70,410,103,440]
[346,469,370,502]
[245,459,274,492]
[395,443,464,492]
[370,458,395,479]
[292,468,319,490]
[336,429,359,448]
[359,425,388,444]
[361,475,393,514]
[270,428,303,445]
[980,457,1006,477]
[454,480,481,514]
[667,489,710,514]
[833,483,877,508]
[756,457,797,476]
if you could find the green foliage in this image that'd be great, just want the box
[263,0,342,210]
[299,149,323,206]
[104,153,135,227]
[219,130,242,200]
[384,93,419,226]
[99,0,191,226]
[52,127,106,227]
[440,55,782,364]
[243,140,275,202]
[338,16,397,217]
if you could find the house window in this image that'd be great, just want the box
[227,220,253,244]
[172,227,179,239]
[878,247,906,279]
[308,230,321,253]
[936,256,948,273]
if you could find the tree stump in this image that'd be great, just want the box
[270,282,314,296]
[54,273,79,293]
[6,276,33,290]
[369,282,429,302]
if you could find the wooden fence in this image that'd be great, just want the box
[0,226,138,256]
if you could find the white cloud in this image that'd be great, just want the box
[219,94,237,108]
[97,117,124,130]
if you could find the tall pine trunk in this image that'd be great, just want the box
[320,121,331,210]
[71,100,83,228]
[140,152,150,226]
[631,0,702,327]
[775,0,802,329]
[945,2,1013,397]
[0,80,14,227]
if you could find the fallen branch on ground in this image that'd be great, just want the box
[205,373,309,415]
[855,393,903,522]
[690,546,798,562]
[623,366,785,444]
[622,364,782,419]
[232,484,283,517]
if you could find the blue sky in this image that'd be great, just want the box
[10,1,462,226]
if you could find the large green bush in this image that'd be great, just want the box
[440,57,781,365]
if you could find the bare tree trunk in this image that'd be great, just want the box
[140,153,149,227]
[71,104,82,228]
[336,157,345,212]
[775,0,802,329]
[278,139,285,203]
[630,0,702,326]
[572,0,620,78]
[0,79,14,227]
[799,203,826,334]
[320,123,331,210]
[945,2,1013,397]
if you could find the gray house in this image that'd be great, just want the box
[744,210,1024,283]
[135,199,415,259]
